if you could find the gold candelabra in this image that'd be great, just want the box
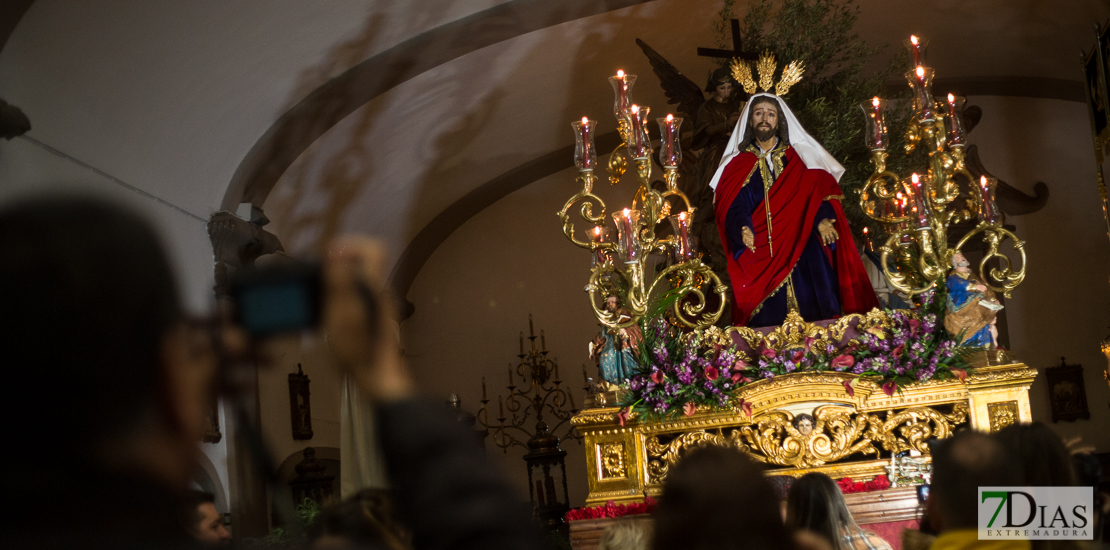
[558,70,728,330]
[861,36,1026,298]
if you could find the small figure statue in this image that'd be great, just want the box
[792,413,815,437]
[588,295,643,385]
[944,252,1003,347]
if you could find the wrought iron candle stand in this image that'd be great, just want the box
[559,71,728,331]
[476,315,581,532]
[861,36,1026,300]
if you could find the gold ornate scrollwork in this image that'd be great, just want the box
[987,401,1018,432]
[953,222,1026,299]
[865,402,969,454]
[726,309,893,353]
[599,443,628,480]
[643,403,969,484]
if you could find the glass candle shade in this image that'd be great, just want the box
[905,66,937,122]
[978,176,1001,224]
[945,94,967,147]
[668,211,693,262]
[572,117,597,170]
[656,115,683,167]
[903,35,929,67]
[627,105,651,160]
[585,225,612,267]
[608,71,637,120]
[612,209,642,263]
[860,97,889,151]
[906,174,933,229]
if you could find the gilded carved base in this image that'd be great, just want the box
[573,358,1036,506]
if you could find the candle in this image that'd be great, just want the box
[862,96,887,150]
[613,208,642,262]
[627,105,650,159]
[509,366,514,387]
[541,329,546,351]
[912,66,936,121]
[529,314,534,336]
[572,117,596,170]
[979,176,1000,224]
[608,70,637,119]
[669,211,693,261]
[535,481,545,507]
[915,66,925,84]
[895,192,905,217]
[908,173,931,229]
[910,35,921,66]
[656,114,683,167]
[554,361,560,381]
[863,227,871,251]
[945,94,965,146]
[482,376,487,400]
[544,475,557,505]
[499,395,504,418]
[588,225,608,267]
[519,331,524,355]
[568,391,576,410]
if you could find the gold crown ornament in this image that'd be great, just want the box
[730,51,806,96]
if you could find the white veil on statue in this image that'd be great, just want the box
[707,92,845,192]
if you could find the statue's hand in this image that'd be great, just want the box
[741,226,756,252]
[817,219,839,246]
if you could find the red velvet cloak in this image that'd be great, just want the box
[713,147,880,326]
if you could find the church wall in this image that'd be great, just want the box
[965,95,1110,448]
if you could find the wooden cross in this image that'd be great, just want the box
[697,19,759,61]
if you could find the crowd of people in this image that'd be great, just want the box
[0,196,1106,550]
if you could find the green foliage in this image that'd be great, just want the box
[241,498,324,548]
[722,0,926,242]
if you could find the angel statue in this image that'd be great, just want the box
[708,54,880,327]
[636,40,748,279]
[944,252,1002,347]
[588,294,643,385]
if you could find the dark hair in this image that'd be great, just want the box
[930,430,1022,531]
[653,446,794,550]
[994,421,1076,487]
[739,96,790,151]
[308,489,408,550]
[0,196,182,458]
[786,473,861,550]
[704,67,736,92]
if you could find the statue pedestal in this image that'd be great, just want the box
[571,350,1035,506]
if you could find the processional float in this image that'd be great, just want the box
[559,36,1036,507]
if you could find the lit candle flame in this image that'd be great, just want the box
[980,175,988,188]
[617,69,624,78]
[911,173,920,184]
[630,105,639,114]
[678,211,686,220]
[947,93,955,104]
[581,116,589,125]
[910,35,919,46]
[593,226,602,237]
[915,66,925,79]
[896,192,903,199]
[666,114,674,122]
[872,97,881,108]
[623,207,631,217]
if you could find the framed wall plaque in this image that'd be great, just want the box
[1046,357,1091,423]
[289,363,313,440]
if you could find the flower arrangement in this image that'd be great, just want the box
[564,497,658,521]
[837,476,892,495]
[617,288,975,422]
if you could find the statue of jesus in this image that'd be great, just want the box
[709,93,880,327]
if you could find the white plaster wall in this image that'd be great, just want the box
[967,95,1110,449]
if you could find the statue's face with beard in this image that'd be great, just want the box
[748,98,780,143]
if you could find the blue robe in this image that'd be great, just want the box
[598,331,635,384]
[945,274,993,346]
[723,148,843,327]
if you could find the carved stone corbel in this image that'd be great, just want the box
[207,207,283,298]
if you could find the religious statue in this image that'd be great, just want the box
[944,252,1002,347]
[588,295,642,384]
[708,57,879,327]
[792,413,815,437]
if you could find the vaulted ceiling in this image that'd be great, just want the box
[1,0,1106,302]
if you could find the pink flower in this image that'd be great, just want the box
[881,380,897,396]
[734,359,750,370]
[731,372,751,384]
[831,354,855,370]
[737,397,753,417]
[683,402,696,417]
[761,348,777,359]
[866,327,887,339]
[791,349,805,362]
[705,366,719,381]
[651,370,664,384]
[804,336,816,353]
[908,318,921,333]
[843,379,855,397]
[892,345,905,357]
[617,407,629,427]
[950,368,968,382]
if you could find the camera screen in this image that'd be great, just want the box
[916,484,930,503]
[237,281,315,335]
